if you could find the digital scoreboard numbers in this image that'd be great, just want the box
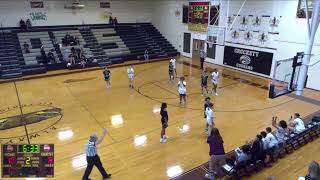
[1,144,54,178]
[188,1,210,32]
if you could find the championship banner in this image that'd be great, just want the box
[223,46,273,75]
[188,1,209,32]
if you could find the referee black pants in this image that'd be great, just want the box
[82,155,109,180]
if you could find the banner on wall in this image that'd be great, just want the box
[223,46,273,75]
[30,12,47,21]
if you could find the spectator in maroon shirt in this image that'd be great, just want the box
[205,128,226,180]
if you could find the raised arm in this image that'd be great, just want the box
[271,116,279,129]
[96,128,107,145]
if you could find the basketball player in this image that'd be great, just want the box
[169,61,174,82]
[127,65,134,88]
[178,76,187,106]
[82,128,112,180]
[204,97,212,133]
[205,103,214,136]
[211,69,219,96]
[201,70,209,96]
[160,102,168,143]
[103,67,111,89]
[170,58,177,78]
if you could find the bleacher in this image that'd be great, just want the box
[0,23,179,79]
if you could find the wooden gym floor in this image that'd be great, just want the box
[0,57,319,180]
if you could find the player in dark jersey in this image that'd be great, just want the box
[201,70,209,96]
[168,61,174,83]
[103,67,111,89]
[160,102,168,143]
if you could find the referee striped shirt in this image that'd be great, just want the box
[86,141,97,157]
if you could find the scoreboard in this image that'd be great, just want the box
[188,1,210,32]
[1,144,54,178]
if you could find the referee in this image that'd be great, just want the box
[82,128,111,180]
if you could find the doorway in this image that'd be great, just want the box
[192,39,205,66]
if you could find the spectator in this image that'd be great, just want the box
[144,49,149,61]
[205,128,225,180]
[109,16,113,25]
[113,17,118,26]
[236,145,251,165]
[40,45,48,64]
[47,49,55,64]
[63,48,70,61]
[289,113,305,134]
[69,54,76,65]
[19,19,26,31]
[23,42,30,53]
[26,19,32,31]
[304,161,320,180]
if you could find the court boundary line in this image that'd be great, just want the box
[0,57,173,84]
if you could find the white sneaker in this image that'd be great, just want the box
[162,138,167,143]
[215,93,218,96]
[205,173,215,180]
[160,138,164,143]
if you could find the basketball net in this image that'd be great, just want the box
[207,41,213,48]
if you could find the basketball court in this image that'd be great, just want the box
[1,57,320,180]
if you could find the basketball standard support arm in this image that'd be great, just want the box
[296,0,320,96]
[227,0,247,32]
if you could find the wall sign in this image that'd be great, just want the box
[30,12,47,21]
[30,1,44,8]
[100,2,111,8]
[223,46,273,75]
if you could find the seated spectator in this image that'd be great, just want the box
[19,19,26,31]
[23,42,30,53]
[63,33,72,46]
[144,49,149,61]
[80,56,86,68]
[47,49,56,64]
[74,36,80,45]
[289,113,305,134]
[304,161,320,180]
[235,144,251,166]
[205,128,225,180]
[63,48,70,61]
[26,19,32,31]
[265,127,279,148]
[40,45,48,64]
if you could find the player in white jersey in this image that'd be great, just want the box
[170,58,177,78]
[211,69,219,96]
[127,66,134,88]
[178,76,187,106]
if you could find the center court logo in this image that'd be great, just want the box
[0,102,63,144]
